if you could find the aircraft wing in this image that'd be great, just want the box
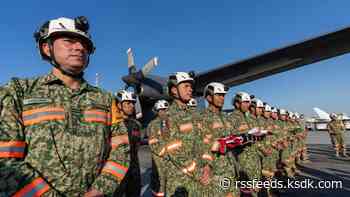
[194,26,350,95]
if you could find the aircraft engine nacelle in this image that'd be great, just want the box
[138,75,167,101]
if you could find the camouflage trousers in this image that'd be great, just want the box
[334,133,346,151]
[203,155,240,197]
[151,157,201,197]
[236,145,262,197]
[261,149,278,174]
[280,143,291,164]
[329,133,336,148]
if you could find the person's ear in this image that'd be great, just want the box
[42,42,51,57]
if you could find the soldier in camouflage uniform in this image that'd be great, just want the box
[327,113,348,157]
[261,103,279,177]
[260,103,280,197]
[0,16,130,196]
[147,99,170,196]
[147,100,170,138]
[200,82,239,197]
[227,92,262,197]
[276,109,294,177]
[249,98,275,197]
[285,112,296,175]
[269,107,284,176]
[148,72,210,197]
[291,113,307,167]
[111,90,142,197]
[297,114,310,163]
[287,112,301,175]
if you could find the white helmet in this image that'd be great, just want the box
[263,103,272,112]
[330,113,337,119]
[278,109,287,115]
[233,91,251,104]
[251,98,264,108]
[154,100,169,111]
[34,16,95,60]
[187,98,197,107]
[294,112,300,119]
[116,90,136,102]
[271,107,278,113]
[288,112,294,119]
[168,72,194,86]
[203,82,228,97]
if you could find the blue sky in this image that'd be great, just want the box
[1,0,350,117]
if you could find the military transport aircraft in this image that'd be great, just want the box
[118,26,350,197]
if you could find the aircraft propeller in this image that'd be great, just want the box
[123,48,158,119]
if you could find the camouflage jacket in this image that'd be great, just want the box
[227,110,263,150]
[147,101,204,194]
[0,72,130,196]
[199,108,234,165]
[262,117,280,149]
[227,110,256,134]
[327,120,346,134]
[276,120,290,143]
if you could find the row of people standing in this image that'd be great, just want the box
[148,72,310,197]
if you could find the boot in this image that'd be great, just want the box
[335,151,340,158]
[342,149,349,158]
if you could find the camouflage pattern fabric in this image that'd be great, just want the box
[260,117,278,175]
[115,119,142,197]
[0,72,130,196]
[227,110,262,196]
[148,102,204,196]
[199,108,240,197]
[327,120,346,151]
[275,120,289,164]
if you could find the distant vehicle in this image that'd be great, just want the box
[305,107,350,131]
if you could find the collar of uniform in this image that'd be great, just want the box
[40,72,94,92]
[171,101,189,111]
[206,107,221,115]
[40,72,62,85]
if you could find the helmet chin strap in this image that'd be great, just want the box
[175,86,190,104]
[209,95,223,110]
[47,39,89,79]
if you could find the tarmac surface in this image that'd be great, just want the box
[137,131,350,196]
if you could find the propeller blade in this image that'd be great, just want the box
[135,96,143,119]
[127,48,137,74]
[141,57,158,77]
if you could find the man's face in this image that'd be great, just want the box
[207,93,225,109]
[263,111,271,118]
[271,112,278,120]
[213,93,225,108]
[249,106,256,115]
[256,107,263,116]
[158,109,167,117]
[239,101,250,112]
[279,114,287,121]
[174,82,193,102]
[120,101,135,116]
[43,36,89,74]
